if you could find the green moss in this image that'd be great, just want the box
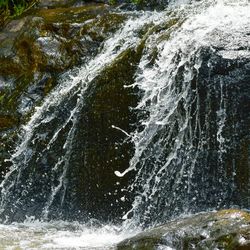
[118,210,250,250]
[117,239,160,250]
[108,0,143,5]
[108,0,117,5]
[6,76,32,109]
[0,115,18,130]
[43,77,57,95]
[0,0,37,28]
[0,93,5,103]
[16,39,42,72]
[219,234,238,249]
[78,12,126,42]
[155,17,184,43]
[0,58,22,76]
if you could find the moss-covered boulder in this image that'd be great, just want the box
[118,209,250,250]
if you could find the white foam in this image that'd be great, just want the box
[0,221,136,249]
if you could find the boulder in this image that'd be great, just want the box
[118,209,250,250]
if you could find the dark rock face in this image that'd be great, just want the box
[194,48,250,209]
[117,209,250,250]
[176,47,250,213]
[60,47,143,222]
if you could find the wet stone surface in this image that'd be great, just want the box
[0,2,127,178]
[117,209,250,250]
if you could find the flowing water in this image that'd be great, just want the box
[0,220,134,249]
[0,0,249,248]
[122,0,250,229]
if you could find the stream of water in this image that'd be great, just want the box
[0,0,249,248]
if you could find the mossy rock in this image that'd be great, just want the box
[0,3,126,76]
[0,116,18,131]
[34,4,109,23]
[0,40,146,223]
[117,209,250,250]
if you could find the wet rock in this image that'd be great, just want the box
[0,42,144,223]
[0,116,18,131]
[37,0,79,8]
[0,3,125,116]
[0,3,127,178]
[0,0,177,223]
[0,0,156,223]
[0,0,248,228]
[126,41,250,227]
[60,45,144,222]
[36,0,171,10]
[117,209,250,250]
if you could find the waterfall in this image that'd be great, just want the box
[0,0,249,233]
[121,0,250,228]
[0,11,165,222]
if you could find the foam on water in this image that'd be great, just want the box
[0,220,136,249]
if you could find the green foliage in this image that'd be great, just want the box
[108,0,117,5]
[0,0,34,16]
[13,4,25,16]
[0,0,9,9]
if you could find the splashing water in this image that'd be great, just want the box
[121,0,250,228]
[0,219,135,249]
[0,0,249,247]
[0,11,165,222]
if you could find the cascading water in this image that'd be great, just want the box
[0,0,249,248]
[0,11,166,223]
[121,0,250,228]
